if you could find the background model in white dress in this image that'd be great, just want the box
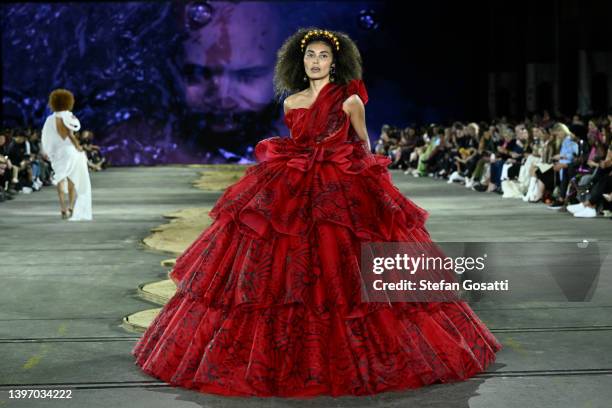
[41,111,93,221]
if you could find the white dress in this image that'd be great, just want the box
[41,112,93,221]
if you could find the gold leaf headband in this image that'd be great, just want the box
[300,29,340,52]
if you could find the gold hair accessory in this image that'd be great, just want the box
[300,29,340,52]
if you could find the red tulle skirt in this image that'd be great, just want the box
[131,156,502,397]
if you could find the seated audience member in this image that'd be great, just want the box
[7,131,34,193]
[80,130,107,171]
[547,123,580,209]
[0,132,15,201]
[388,127,417,170]
[374,124,392,156]
[500,124,534,198]
[413,125,444,177]
[465,127,498,190]
[448,122,478,184]
[566,143,612,218]
[27,129,49,191]
[486,125,523,193]
[523,126,552,202]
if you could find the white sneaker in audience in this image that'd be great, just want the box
[465,178,474,188]
[567,203,585,214]
[447,171,464,184]
[573,206,597,218]
[20,187,33,194]
[546,201,564,210]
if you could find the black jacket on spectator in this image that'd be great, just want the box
[7,141,27,164]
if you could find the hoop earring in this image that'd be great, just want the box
[303,75,308,82]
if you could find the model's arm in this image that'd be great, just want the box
[345,95,371,151]
[63,127,82,150]
[69,133,83,151]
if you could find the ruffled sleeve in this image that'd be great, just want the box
[346,78,368,105]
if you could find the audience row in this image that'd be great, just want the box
[0,127,107,202]
[375,111,612,219]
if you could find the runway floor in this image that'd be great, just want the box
[1,166,611,408]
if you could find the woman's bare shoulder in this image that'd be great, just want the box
[284,90,308,113]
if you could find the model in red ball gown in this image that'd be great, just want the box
[132,27,502,397]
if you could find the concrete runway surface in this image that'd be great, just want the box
[1,166,611,408]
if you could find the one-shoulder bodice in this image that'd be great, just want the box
[282,79,367,146]
[252,79,388,174]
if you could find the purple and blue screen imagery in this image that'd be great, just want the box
[1,1,467,165]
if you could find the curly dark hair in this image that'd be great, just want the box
[273,27,363,100]
[48,88,75,112]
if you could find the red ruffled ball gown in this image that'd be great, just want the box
[131,78,503,397]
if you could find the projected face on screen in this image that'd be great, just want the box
[0,1,383,165]
[177,1,283,155]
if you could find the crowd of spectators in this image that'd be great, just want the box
[375,110,612,219]
[0,127,107,202]
[4,109,611,221]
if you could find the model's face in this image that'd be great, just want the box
[181,2,279,133]
[303,41,333,81]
